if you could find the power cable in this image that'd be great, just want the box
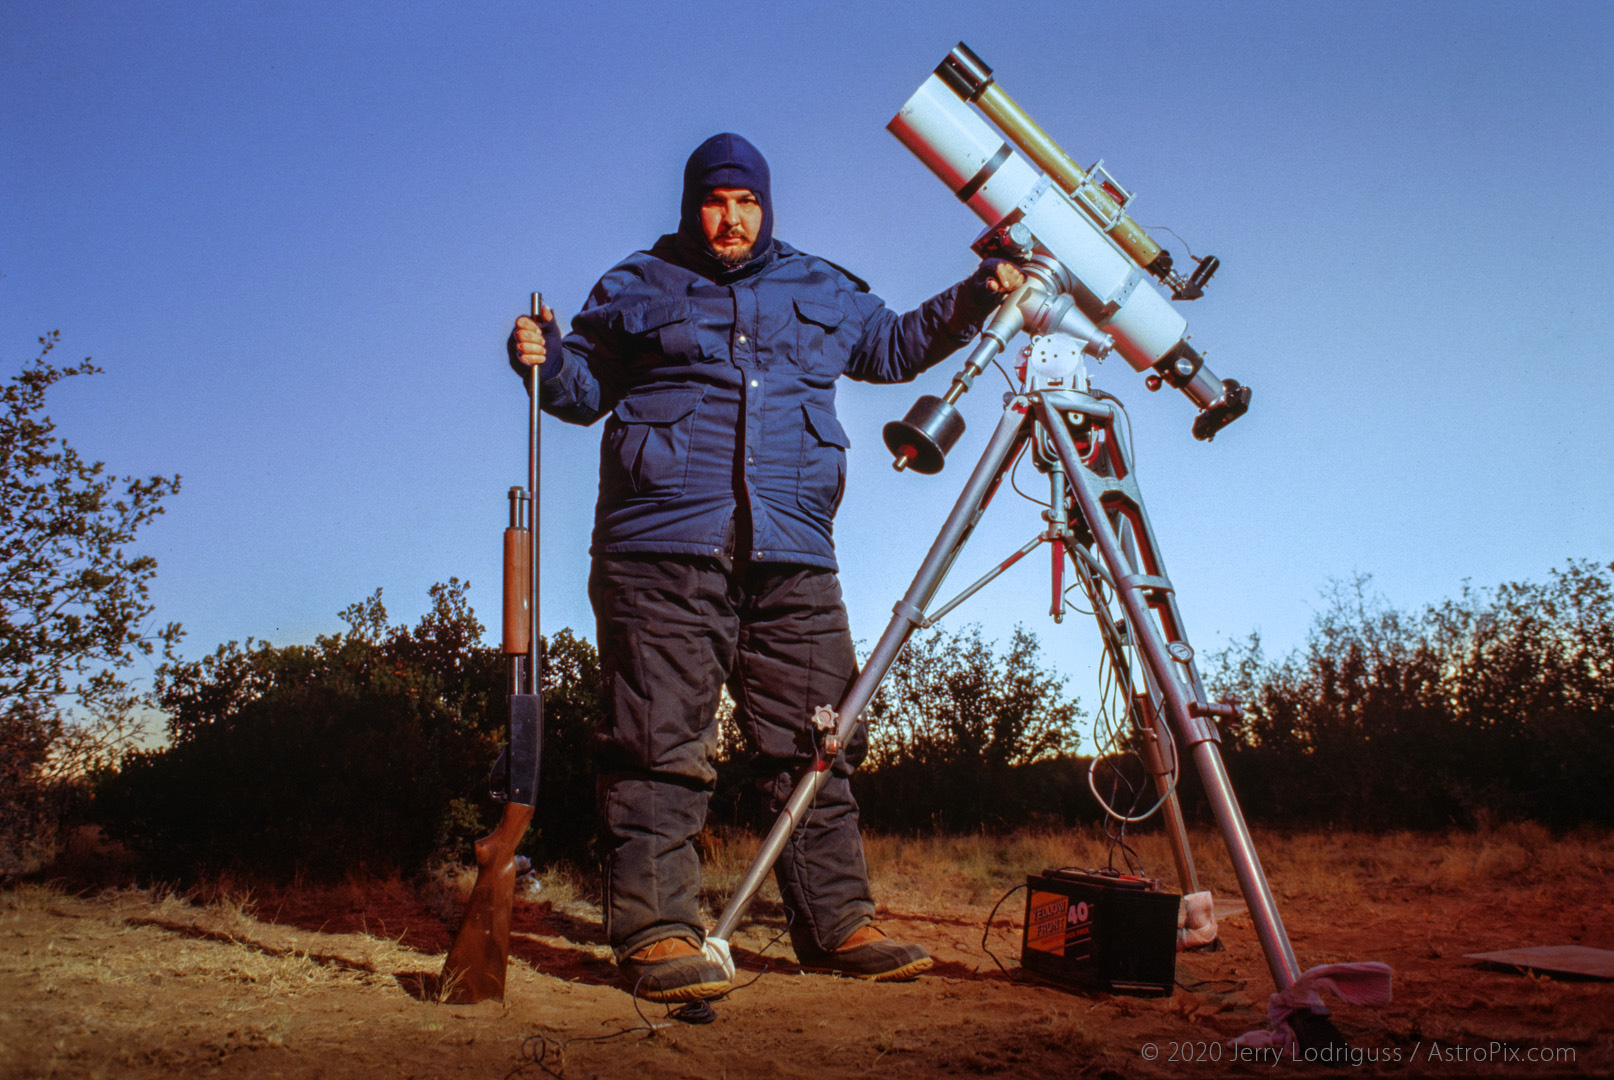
[980,882,1027,977]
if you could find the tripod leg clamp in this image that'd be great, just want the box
[891,600,925,628]
[812,704,842,756]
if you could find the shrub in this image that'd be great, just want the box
[1206,563,1614,829]
[95,582,603,879]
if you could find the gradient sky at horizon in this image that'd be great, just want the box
[4,1,1610,721]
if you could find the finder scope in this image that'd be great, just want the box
[885,43,1250,456]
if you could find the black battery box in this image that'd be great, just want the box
[1020,868,1178,996]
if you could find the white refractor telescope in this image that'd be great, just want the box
[886,44,1249,463]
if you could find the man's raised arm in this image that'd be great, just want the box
[846,259,1024,384]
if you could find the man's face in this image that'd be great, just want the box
[700,187,763,267]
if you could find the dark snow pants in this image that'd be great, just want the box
[589,554,875,960]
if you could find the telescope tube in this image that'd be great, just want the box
[888,75,1187,375]
[935,43,1167,275]
[889,45,1251,440]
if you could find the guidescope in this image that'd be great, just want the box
[884,43,1250,471]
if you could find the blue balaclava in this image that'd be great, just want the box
[678,133,774,267]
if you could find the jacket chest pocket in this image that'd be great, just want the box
[797,402,850,519]
[602,388,703,501]
[622,300,703,365]
[792,298,851,376]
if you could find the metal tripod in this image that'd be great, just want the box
[709,341,1302,995]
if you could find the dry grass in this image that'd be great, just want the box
[1242,820,1614,901]
[6,824,1612,1079]
[2,886,372,1005]
[689,821,1614,917]
[15,821,1607,967]
[25,821,1608,932]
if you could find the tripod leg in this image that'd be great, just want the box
[710,405,1032,944]
[1063,533,1201,894]
[1037,394,1301,990]
[1113,516,1203,896]
[1133,692,1201,894]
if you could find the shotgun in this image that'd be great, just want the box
[440,293,545,1003]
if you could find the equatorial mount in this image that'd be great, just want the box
[883,256,1112,473]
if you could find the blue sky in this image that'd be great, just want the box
[4,1,1610,714]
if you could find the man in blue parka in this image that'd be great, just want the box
[511,133,1021,1001]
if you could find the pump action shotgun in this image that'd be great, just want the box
[439,293,545,1003]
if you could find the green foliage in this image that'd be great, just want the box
[855,625,1087,831]
[1,333,181,875]
[529,626,604,863]
[96,556,1612,876]
[95,582,604,879]
[1206,562,1614,829]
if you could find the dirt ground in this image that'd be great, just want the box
[2,825,1609,1079]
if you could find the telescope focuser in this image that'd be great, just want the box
[1153,251,1220,301]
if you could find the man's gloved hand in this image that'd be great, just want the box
[981,258,1026,295]
[508,304,563,380]
[960,259,1028,326]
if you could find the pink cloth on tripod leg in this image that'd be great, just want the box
[1231,961,1394,1051]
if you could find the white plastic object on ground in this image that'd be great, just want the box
[702,935,736,980]
[1177,890,1218,950]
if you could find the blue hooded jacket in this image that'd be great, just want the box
[525,133,1002,571]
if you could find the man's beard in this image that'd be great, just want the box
[711,235,756,268]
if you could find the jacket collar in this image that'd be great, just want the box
[655,233,792,283]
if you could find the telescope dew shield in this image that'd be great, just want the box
[889,75,1041,227]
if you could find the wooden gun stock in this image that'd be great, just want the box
[440,800,535,1002]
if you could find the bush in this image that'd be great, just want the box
[1205,562,1614,829]
[854,625,1088,831]
[95,582,604,879]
